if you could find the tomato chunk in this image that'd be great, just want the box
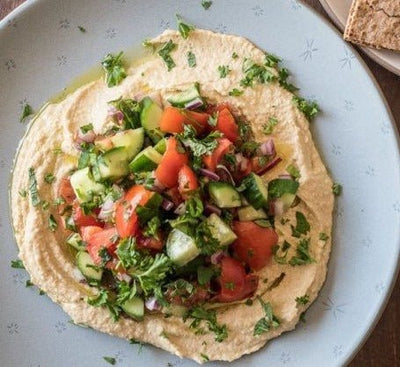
[115,185,153,238]
[155,137,189,188]
[86,227,118,265]
[80,225,103,242]
[72,204,102,228]
[213,108,239,143]
[178,164,199,199]
[137,232,164,251]
[58,177,76,204]
[216,257,247,303]
[203,138,232,171]
[232,221,278,270]
[160,106,209,134]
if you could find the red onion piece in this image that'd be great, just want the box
[278,174,293,180]
[199,168,220,181]
[216,164,236,186]
[211,251,226,265]
[260,139,276,157]
[174,202,186,215]
[184,97,204,110]
[108,106,124,121]
[272,199,284,217]
[98,198,115,221]
[145,297,161,311]
[161,199,174,211]
[205,203,222,216]
[256,157,282,175]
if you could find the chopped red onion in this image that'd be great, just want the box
[184,97,204,110]
[256,157,282,175]
[272,199,284,217]
[260,139,276,157]
[211,251,226,265]
[216,164,236,186]
[174,202,186,215]
[98,198,115,221]
[108,106,124,121]
[205,203,222,216]
[145,297,161,311]
[199,168,220,181]
[161,199,174,211]
[278,174,293,180]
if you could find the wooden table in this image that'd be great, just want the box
[1,0,399,366]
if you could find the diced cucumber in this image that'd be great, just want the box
[110,128,144,160]
[166,229,200,266]
[238,206,267,221]
[140,97,165,143]
[70,167,106,203]
[242,173,269,209]
[66,233,86,251]
[129,146,162,173]
[206,213,237,246]
[162,304,188,317]
[121,296,144,321]
[76,251,103,281]
[208,182,241,208]
[98,147,129,181]
[154,138,167,154]
[167,84,202,108]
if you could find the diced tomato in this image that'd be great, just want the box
[86,227,118,265]
[58,177,76,204]
[232,221,278,270]
[165,186,184,207]
[105,256,126,273]
[155,137,189,188]
[80,225,103,242]
[115,185,153,238]
[215,257,246,302]
[137,232,164,251]
[72,204,103,228]
[213,108,239,143]
[160,106,210,134]
[205,102,232,115]
[178,164,199,199]
[203,138,232,171]
[166,282,210,307]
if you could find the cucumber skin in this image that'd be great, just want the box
[76,251,103,281]
[206,213,237,246]
[70,167,106,203]
[166,229,200,266]
[208,182,241,208]
[237,206,267,221]
[121,297,145,321]
[242,173,269,210]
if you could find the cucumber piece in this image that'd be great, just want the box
[208,182,241,208]
[242,173,269,209]
[121,296,145,321]
[110,128,144,160]
[76,251,103,281]
[281,193,297,210]
[154,138,167,154]
[166,229,200,266]
[162,304,188,317]
[66,233,86,251]
[167,84,202,108]
[140,97,165,143]
[238,206,267,221]
[206,213,237,246]
[129,146,162,173]
[98,147,129,181]
[70,167,106,203]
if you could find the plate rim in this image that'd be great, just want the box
[0,0,400,366]
[318,0,400,76]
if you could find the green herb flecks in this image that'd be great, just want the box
[19,189,27,198]
[25,280,33,287]
[268,178,299,198]
[88,289,120,322]
[253,297,280,336]
[143,216,161,239]
[278,68,299,92]
[289,238,315,266]
[11,259,25,269]
[218,65,231,78]
[292,96,320,121]
[187,51,197,68]
[207,112,218,127]
[176,14,194,40]
[291,211,310,238]
[158,40,177,71]
[109,97,142,129]
[178,124,221,158]
[232,52,238,59]
[101,51,127,87]
[228,88,243,97]
[286,164,301,179]
[103,356,116,365]
[262,117,278,135]
[80,123,94,134]
[20,103,34,123]
[319,232,329,241]
[188,306,228,342]
[272,240,291,264]
[197,266,215,286]
[201,0,212,10]
[28,167,40,207]
[332,182,342,196]
[240,58,277,87]
[48,214,58,232]
[295,295,310,305]
[78,26,86,33]
[44,173,55,184]
[200,353,210,362]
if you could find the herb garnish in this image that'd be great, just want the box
[44,173,55,184]
[332,182,342,196]
[278,68,299,92]
[103,356,116,365]
[286,164,300,179]
[20,103,34,122]
[291,211,310,238]
[295,295,310,305]
[253,297,280,336]
[28,167,40,207]
[101,52,127,87]
[78,26,86,33]
[218,65,231,78]
[228,88,243,97]
[292,96,320,121]
[268,178,299,198]
[157,40,177,71]
[48,214,58,232]
[88,289,120,321]
[289,238,315,266]
[240,58,276,87]
[80,123,94,134]
[200,353,210,362]
[178,125,221,158]
[319,232,329,241]
[19,189,27,198]
[176,14,194,40]
[11,259,25,269]
[109,97,142,129]
[188,306,228,342]
[232,52,238,59]
[272,240,291,264]
[187,51,197,68]
[201,0,212,9]
[262,117,278,135]
[207,112,218,127]
[25,280,33,287]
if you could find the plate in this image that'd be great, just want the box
[319,0,400,76]
[1,1,399,366]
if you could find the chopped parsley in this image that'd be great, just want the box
[253,297,280,336]
[109,97,142,129]
[20,103,34,122]
[103,356,116,365]
[25,280,33,287]
[332,182,342,196]
[201,0,212,9]
[232,52,238,59]
[272,240,291,264]
[143,216,161,239]
[295,295,310,305]
[188,306,228,342]
[178,125,221,157]
[218,65,231,78]
[28,167,40,207]
[197,265,215,285]
[187,51,197,68]
[289,238,315,266]
[319,232,329,241]
[79,123,94,134]
[157,40,177,71]
[286,164,301,179]
[268,178,299,198]
[78,26,86,33]
[88,289,120,321]
[207,112,218,127]
[42,200,50,210]
[200,353,210,362]
[278,68,299,92]
[240,58,277,87]
[292,96,320,121]
[11,259,25,269]
[228,88,243,96]
[101,51,127,87]
[44,173,55,184]
[48,214,58,232]
[19,189,27,198]
[262,117,278,135]
[291,211,310,238]
[176,14,194,39]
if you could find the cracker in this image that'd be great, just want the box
[344,0,400,52]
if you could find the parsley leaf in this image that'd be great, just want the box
[228,88,243,96]
[197,266,215,285]
[272,240,291,264]
[48,214,58,232]
[80,123,93,134]
[103,356,116,365]
[157,40,177,71]
[188,306,228,342]
[207,112,218,127]
[291,211,310,238]
[178,124,221,157]
[109,97,142,129]
[295,295,310,305]
[44,173,55,184]
[278,68,299,92]
[28,167,40,207]
[11,259,25,269]
[268,178,299,198]
[292,96,320,121]
[101,51,127,87]
[289,238,315,266]
[262,117,278,135]
[20,103,34,122]
[319,232,329,241]
[253,297,280,336]
[143,216,161,239]
[78,26,86,33]
[218,65,231,78]
[201,0,212,9]
[88,289,120,321]
[232,52,238,59]
[332,182,342,196]
[187,51,197,68]
[176,14,194,39]
[286,164,301,179]
[241,58,277,87]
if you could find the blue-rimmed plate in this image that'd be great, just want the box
[0,1,399,366]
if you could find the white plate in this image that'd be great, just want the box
[319,0,400,75]
[0,1,399,366]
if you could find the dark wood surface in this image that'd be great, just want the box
[1,0,399,366]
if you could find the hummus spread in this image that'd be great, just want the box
[10,29,334,363]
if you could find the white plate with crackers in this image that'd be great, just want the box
[319,0,400,75]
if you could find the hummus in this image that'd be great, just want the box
[10,29,334,363]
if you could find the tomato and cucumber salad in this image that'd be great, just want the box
[60,84,301,322]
